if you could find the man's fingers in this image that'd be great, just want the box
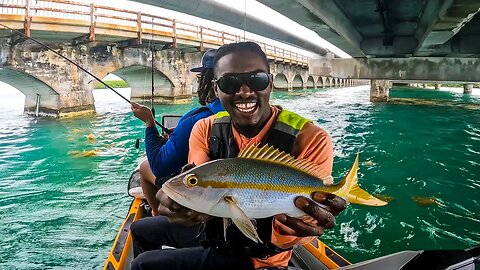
[312,192,347,216]
[181,163,196,173]
[156,190,181,212]
[274,214,297,235]
[275,214,325,237]
[166,210,210,225]
[295,197,335,229]
[163,197,182,212]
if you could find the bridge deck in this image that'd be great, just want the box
[0,0,309,66]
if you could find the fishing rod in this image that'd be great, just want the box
[151,45,155,117]
[0,23,172,134]
[150,18,155,117]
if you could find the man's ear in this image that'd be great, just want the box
[213,83,219,97]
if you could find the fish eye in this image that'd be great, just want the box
[184,174,199,187]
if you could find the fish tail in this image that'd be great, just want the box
[336,153,387,206]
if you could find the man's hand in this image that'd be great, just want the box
[274,192,347,237]
[131,102,155,127]
[156,189,212,226]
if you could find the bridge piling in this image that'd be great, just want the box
[35,93,40,117]
[370,79,391,102]
[463,84,473,94]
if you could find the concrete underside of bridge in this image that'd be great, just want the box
[129,0,480,103]
[257,0,480,58]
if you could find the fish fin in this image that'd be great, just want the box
[224,196,262,243]
[238,144,332,183]
[223,218,230,242]
[336,153,388,206]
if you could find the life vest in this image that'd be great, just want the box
[201,107,311,258]
[156,103,221,182]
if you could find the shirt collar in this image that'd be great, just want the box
[207,98,224,114]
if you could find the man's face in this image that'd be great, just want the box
[214,51,272,133]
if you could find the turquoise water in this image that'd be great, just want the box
[0,86,479,269]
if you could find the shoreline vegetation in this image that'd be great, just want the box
[95,80,129,89]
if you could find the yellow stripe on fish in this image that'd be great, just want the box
[197,179,336,194]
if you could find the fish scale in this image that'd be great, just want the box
[198,158,327,193]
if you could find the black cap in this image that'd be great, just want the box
[190,49,216,72]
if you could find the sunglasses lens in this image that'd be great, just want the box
[217,76,242,95]
[248,72,270,91]
[216,72,270,95]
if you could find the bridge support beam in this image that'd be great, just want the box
[464,84,473,94]
[434,83,441,90]
[370,79,390,102]
[312,57,480,82]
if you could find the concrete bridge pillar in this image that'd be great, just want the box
[464,84,473,94]
[1,41,96,117]
[370,79,391,102]
[434,83,441,90]
[28,90,95,117]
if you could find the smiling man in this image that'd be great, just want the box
[143,42,346,270]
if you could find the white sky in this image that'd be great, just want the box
[74,0,350,58]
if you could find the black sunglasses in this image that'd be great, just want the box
[214,72,270,95]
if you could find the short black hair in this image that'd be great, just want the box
[213,41,270,76]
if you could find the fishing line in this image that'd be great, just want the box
[0,23,171,133]
[244,0,247,41]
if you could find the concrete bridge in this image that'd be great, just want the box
[0,0,363,117]
[135,0,480,101]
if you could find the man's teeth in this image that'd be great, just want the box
[235,102,256,113]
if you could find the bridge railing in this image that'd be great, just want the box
[0,0,311,66]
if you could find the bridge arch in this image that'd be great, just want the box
[0,68,60,115]
[273,73,288,91]
[317,76,325,88]
[326,77,333,87]
[306,76,315,88]
[292,74,303,90]
[111,65,174,102]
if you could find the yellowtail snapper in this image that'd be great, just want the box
[162,144,387,243]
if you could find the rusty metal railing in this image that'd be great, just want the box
[0,0,310,66]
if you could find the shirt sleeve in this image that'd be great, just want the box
[270,122,334,249]
[188,117,213,166]
[145,115,199,183]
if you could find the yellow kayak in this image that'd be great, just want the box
[103,178,479,270]
[103,197,350,270]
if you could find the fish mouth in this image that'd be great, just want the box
[162,184,186,202]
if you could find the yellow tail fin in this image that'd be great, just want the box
[336,153,387,206]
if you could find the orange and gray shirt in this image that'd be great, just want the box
[188,106,334,268]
